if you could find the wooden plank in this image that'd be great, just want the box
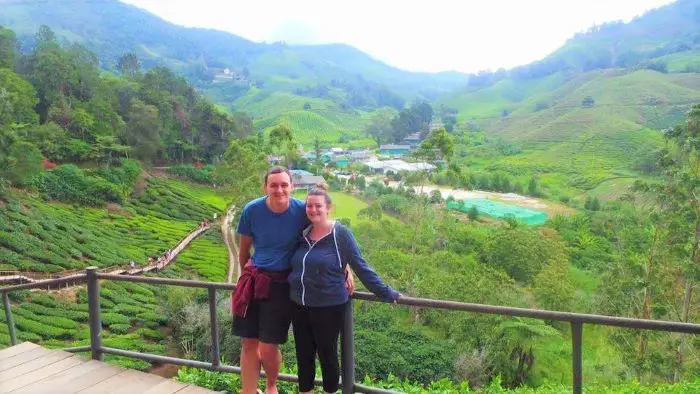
[0,347,52,372]
[0,350,74,382]
[141,379,191,394]
[0,342,40,360]
[107,370,165,394]
[43,362,124,394]
[78,369,160,394]
[9,359,106,394]
[174,386,214,394]
[0,353,84,392]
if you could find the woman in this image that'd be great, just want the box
[288,183,400,394]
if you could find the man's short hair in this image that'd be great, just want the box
[264,166,292,185]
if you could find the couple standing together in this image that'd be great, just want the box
[232,166,400,394]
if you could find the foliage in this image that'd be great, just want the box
[484,227,569,283]
[468,205,479,221]
[30,164,124,206]
[168,165,215,184]
[0,25,245,168]
[1,140,43,186]
[214,138,267,208]
[176,365,700,393]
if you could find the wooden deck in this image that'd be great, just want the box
[0,342,216,394]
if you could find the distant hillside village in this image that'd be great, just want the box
[268,131,437,188]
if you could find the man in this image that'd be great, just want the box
[233,166,354,394]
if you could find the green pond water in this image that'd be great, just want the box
[447,198,548,225]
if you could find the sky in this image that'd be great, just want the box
[121,0,675,73]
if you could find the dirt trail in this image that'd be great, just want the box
[222,205,238,283]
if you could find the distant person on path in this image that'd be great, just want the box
[289,183,399,394]
[231,167,354,394]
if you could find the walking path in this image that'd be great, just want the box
[0,223,211,288]
[221,205,238,283]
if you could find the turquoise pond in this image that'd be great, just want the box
[447,198,548,225]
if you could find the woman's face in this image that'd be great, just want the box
[306,195,330,225]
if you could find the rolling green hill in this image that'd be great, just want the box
[0,0,469,148]
[434,0,700,199]
[441,66,700,196]
[5,0,700,190]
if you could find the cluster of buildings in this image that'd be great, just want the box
[279,132,437,185]
[301,132,424,169]
[298,145,435,177]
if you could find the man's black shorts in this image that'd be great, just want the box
[232,281,294,344]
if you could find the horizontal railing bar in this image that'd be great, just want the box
[355,383,401,394]
[100,347,327,387]
[62,345,91,353]
[353,292,700,334]
[97,273,237,290]
[0,274,87,292]
[99,347,380,392]
[3,274,698,334]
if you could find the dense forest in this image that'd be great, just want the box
[0,24,254,203]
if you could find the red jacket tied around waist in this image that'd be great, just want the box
[232,264,290,318]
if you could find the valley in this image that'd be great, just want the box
[1,0,700,392]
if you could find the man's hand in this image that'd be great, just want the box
[345,266,355,294]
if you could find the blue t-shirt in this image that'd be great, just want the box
[237,197,309,271]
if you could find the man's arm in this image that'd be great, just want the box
[239,235,253,273]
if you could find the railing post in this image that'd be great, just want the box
[208,287,220,367]
[571,322,583,394]
[87,267,103,361]
[341,299,355,394]
[3,291,17,346]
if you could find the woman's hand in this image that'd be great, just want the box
[345,267,356,294]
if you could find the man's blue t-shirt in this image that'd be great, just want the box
[237,197,309,271]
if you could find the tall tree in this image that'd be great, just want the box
[366,108,394,147]
[0,27,17,69]
[412,100,433,125]
[650,105,700,380]
[215,139,268,207]
[34,25,56,47]
[117,52,141,79]
[232,111,252,139]
[124,98,161,161]
[0,69,39,126]
[269,124,298,167]
[416,128,454,163]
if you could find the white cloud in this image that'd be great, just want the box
[121,0,674,73]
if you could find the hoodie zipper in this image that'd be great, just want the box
[300,222,335,306]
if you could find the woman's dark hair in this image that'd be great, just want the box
[264,166,292,185]
[308,182,332,206]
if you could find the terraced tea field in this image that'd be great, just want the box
[0,175,231,369]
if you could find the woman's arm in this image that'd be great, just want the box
[342,227,399,301]
[345,265,355,294]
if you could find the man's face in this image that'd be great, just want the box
[265,172,293,205]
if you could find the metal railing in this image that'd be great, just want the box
[2,267,700,394]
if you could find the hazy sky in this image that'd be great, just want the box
[121,0,674,73]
